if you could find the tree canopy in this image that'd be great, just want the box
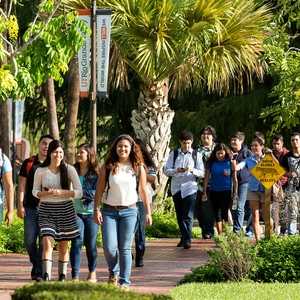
[0,0,89,101]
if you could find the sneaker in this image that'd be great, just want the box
[36,274,43,282]
[72,276,79,281]
[177,241,184,247]
[245,231,254,237]
[31,267,37,280]
[108,275,118,286]
[183,243,191,249]
[120,284,129,291]
[278,233,285,237]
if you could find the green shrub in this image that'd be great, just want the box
[145,212,180,238]
[178,260,227,284]
[12,282,172,300]
[207,224,257,282]
[253,235,300,283]
[179,223,257,284]
[0,210,25,253]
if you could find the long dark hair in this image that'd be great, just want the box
[74,143,100,177]
[206,143,232,167]
[39,140,69,190]
[134,138,156,170]
[104,134,144,175]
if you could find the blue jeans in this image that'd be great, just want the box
[233,183,248,233]
[70,213,99,277]
[101,205,138,286]
[173,192,197,244]
[24,207,43,276]
[135,202,146,251]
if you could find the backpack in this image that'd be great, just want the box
[105,166,141,199]
[173,149,198,168]
[26,156,36,177]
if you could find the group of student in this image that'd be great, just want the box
[1,128,299,288]
[164,126,300,248]
[5,134,155,290]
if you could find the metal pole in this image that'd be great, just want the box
[264,188,271,239]
[90,0,97,151]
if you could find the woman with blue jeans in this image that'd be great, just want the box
[134,138,156,267]
[70,143,100,282]
[94,134,152,290]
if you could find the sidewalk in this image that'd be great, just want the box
[0,238,215,299]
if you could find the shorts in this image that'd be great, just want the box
[247,190,265,203]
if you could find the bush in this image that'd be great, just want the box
[12,281,172,300]
[179,223,257,284]
[178,260,227,284]
[0,210,25,253]
[253,235,300,283]
[207,224,257,282]
[145,212,180,238]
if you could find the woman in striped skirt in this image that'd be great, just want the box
[32,140,82,281]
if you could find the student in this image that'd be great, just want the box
[0,149,14,226]
[164,131,205,249]
[202,143,237,235]
[281,132,300,236]
[94,134,152,290]
[230,131,253,236]
[271,134,289,235]
[193,125,216,239]
[232,137,273,241]
[70,143,100,281]
[134,138,156,267]
[32,140,82,281]
[17,134,54,282]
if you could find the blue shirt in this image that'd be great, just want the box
[164,148,205,197]
[206,159,232,192]
[238,155,265,192]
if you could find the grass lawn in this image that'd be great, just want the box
[168,282,300,300]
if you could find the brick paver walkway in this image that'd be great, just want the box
[0,238,214,299]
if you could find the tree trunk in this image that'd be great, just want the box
[0,0,10,156]
[44,78,59,140]
[131,78,174,197]
[0,101,10,156]
[64,54,80,164]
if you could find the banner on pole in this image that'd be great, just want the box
[9,98,25,144]
[96,10,112,97]
[77,9,91,98]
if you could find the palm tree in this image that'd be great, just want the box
[63,0,272,195]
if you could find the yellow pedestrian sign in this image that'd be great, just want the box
[250,153,286,189]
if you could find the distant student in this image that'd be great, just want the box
[17,134,54,282]
[165,131,205,249]
[202,143,237,235]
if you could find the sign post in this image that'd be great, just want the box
[76,7,112,151]
[250,153,285,238]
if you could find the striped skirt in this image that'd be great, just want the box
[38,200,79,241]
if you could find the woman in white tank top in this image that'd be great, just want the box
[94,134,152,290]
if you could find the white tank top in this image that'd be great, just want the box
[103,165,138,206]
